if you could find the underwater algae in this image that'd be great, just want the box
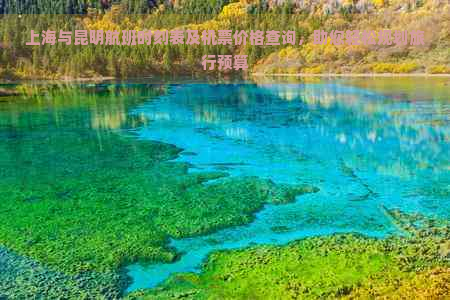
[128,212,450,300]
[0,131,316,274]
[0,245,124,299]
[1,82,449,299]
[0,84,318,298]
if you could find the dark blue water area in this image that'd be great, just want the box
[126,82,449,291]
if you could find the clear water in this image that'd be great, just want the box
[127,81,450,291]
[0,80,448,293]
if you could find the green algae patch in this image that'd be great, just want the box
[345,267,450,299]
[153,179,318,239]
[0,246,125,299]
[128,212,450,300]
[0,128,315,275]
[0,85,318,277]
[131,235,398,299]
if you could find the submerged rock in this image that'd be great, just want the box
[0,246,125,299]
[270,226,291,233]
[180,151,197,156]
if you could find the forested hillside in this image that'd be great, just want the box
[0,0,449,79]
[0,0,229,14]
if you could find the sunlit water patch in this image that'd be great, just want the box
[127,82,450,291]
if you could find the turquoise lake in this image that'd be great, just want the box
[0,78,449,293]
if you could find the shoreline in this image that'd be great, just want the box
[1,73,450,85]
[251,73,450,77]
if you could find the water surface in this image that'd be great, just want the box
[0,79,448,293]
[128,80,449,291]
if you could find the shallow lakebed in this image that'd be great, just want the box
[0,78,448,298]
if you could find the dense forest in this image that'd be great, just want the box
[0,0,230,14]
[0,0,449,80]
